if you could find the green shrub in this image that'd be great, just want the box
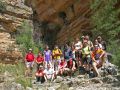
[16,21,36,54]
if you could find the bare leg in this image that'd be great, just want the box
[92,62,100,77]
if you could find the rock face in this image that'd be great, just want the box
[0,0,33,63]
[25,0,92,45]
[0,32,22,63]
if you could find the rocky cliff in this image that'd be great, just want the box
[25,0,92,45]
[0,0,33,63]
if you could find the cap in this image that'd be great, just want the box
[81,36,85,38]
[94,45,99,47]
[29,48,32,51]
[39,65,43,68]
[97,36,102,39]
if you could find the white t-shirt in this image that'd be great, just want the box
[98,44,103,49]
[44,68,55,79]
[75,41,82,50]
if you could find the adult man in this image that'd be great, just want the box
[44,64,55,82]
[74,37,83,66]
[91,45,105,77]
[25,48,35,76]
[64,43,72,61]
[84,35,93,50]
[52,45,62,71]
[97,36,107,51]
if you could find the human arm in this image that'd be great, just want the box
[99,50,105,59]
[90,52,97,64]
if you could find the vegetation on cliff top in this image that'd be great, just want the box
[91,0,120,67]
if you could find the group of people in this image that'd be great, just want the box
[25,35,107,83]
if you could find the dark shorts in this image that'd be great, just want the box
[36,76,45,83]
[82,57,92,64]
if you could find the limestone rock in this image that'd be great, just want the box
[90,78,103,84]
[102,75,119,83]
[54,76,63,83]
[25,0,92,45]
[0,32,22,63]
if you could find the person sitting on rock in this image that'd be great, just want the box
[36,52,44,70]
[35,65,46,83]
[44,64,55,82]
[58,58,67,75]
[91,45,105,77]
[25,48,35,76]
[67,58,76,76]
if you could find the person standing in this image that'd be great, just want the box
[84,35,93,50]
[44,45,52,67]
[64,43,72,61]
[74,37,83,67]
[81,40,91,73]
[36,52,44,70]
[52,45,62,71]
[25,48,35,76]
[97,36,107,51]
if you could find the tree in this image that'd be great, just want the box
[91,0,120,67]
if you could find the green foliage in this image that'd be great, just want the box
[91,0,120,40]
[0,62,32,88]
[0,1,6,12]
[107,40,120,67]
[91,0,120,67]
[16,21,39,54]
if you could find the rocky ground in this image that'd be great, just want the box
[0,71,120,90]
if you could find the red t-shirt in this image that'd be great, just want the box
[36,70,44,77]
[26,53,34,62]
[36,56,44,63]
[60,61,66,68]
[67,60,73,68]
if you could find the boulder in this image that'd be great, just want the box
[90,78,103,84]
[102,75,118,83]
[54,76,63,83]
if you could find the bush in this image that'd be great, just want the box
[16,21,39,54]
